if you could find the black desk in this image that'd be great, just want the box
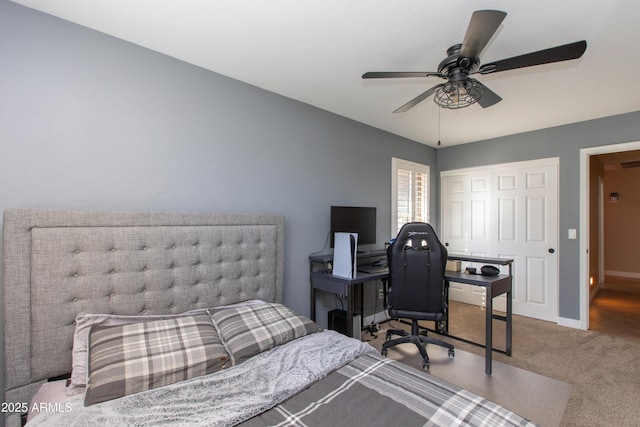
[309,252,513,375]
[310,269,388,336]
[309,249,389,338]
[444,255,513,375]
[440,270,512,375]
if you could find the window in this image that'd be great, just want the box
[391,158,430,236]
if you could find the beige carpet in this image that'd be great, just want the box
[361,301,640,427]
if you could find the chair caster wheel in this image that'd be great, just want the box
[381,348,388,357]
[448,348,455,357]
[422,361,430,369]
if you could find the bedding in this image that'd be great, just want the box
[25,381,68,423]
[69,300,266,394]
[210,301,321,364]
[3,210,536,427]
[25,328,535,427]
[26,329,372,426]
[242,352,535,427]
[69,308,211,394]
[85,313,229,406]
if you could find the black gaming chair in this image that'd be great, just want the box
[381,222,454,368]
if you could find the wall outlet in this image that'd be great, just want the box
[378,288,384,300]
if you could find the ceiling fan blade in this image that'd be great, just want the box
[393,84,444,113]
[473,81,502,108]
[478,40,587,75]
[363,71,442,79]
[460,10,507,59]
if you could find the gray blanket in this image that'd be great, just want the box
[242,352,537,427]
[26,330,374,427]
[27,329,536,427]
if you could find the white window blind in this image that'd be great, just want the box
[392,158,430,236]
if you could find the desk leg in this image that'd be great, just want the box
[485,285,493,375]
[311,286,316,322]
[382,279,389,310]
[310,262,316,323]
[506,285,513,356]
[346,283,354,337]
[359,283,365,331]
[444,281,450,334]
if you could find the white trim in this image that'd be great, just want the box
[391,157,399,238]
[364,311,390,326]
[558,316,583,329]
[598,177,605,284]
[605,270,640,280]
[440,157,559,177]
[579,140,640,331]
[391,157,430,237]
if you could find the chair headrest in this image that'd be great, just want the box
[390,222,440,254]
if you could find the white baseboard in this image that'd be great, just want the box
[363,311,389,327]
[605,270,640,280]
[557,316,584,330]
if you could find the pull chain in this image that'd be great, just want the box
[437,107,442,146]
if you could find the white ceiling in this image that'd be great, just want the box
[11,0,640,147]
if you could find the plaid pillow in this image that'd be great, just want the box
[69,309,209,394]
[210,302,320,365]
[85,313,229,406]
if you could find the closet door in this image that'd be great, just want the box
[441,158,559,322]
[491,162,558,321]
[441,172,493,308]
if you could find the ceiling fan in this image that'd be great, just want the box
[362,10,587,111]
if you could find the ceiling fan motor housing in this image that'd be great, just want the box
[438,44,479,78]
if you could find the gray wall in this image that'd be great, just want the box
[436,111,640,320]
[4,0,640,398]
[0,0,435,321]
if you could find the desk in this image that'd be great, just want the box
[441,271,512,375]
[309,249,388,338]
[309,252,512,375]
[444,255,513,375]
[310,269,388,336]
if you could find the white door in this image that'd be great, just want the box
[441,172,493,308]
[441,158,559,322]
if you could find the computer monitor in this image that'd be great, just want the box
[330,206,377,248]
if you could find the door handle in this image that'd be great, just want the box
[548,248,555,253]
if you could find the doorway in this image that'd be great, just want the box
[580,141,640,332]
[589,282,640,340]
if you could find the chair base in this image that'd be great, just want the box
[381,320,454,368]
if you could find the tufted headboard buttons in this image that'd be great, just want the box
[2,209,284,407]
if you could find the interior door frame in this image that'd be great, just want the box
[579,140,640,330]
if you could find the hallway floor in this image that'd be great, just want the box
[589,281,640,341]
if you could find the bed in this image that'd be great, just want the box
[2,209,536,426]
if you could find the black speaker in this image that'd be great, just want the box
[328,309,348,335]
[328,309,361,339]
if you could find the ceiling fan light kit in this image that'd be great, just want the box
[363,10,587,112]
[434,80,484,109]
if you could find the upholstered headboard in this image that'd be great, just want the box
[2,209,284,405]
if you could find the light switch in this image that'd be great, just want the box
[568,229,577,239]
